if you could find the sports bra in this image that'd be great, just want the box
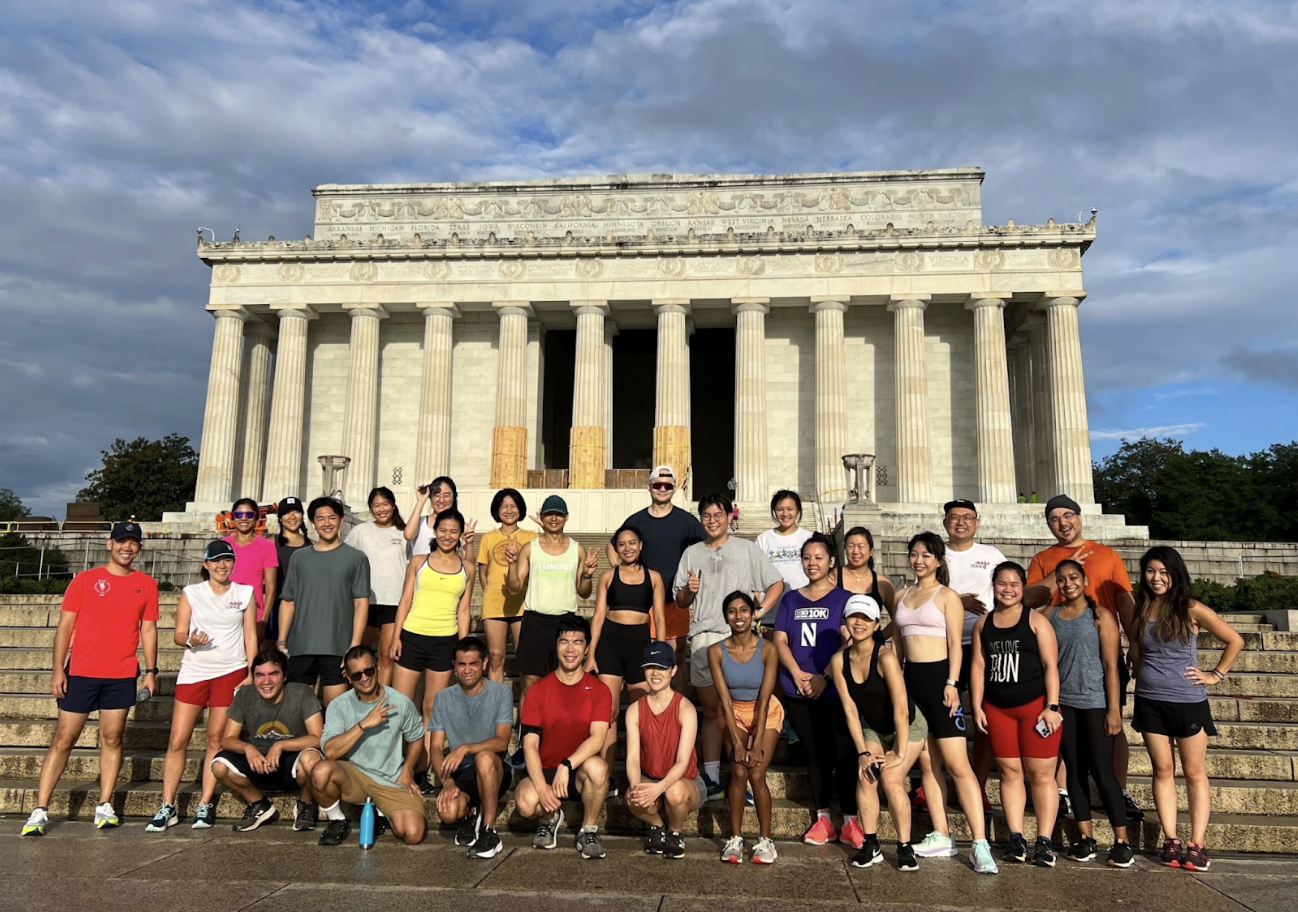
[894,586,949,640]
[606,565,654,615]
[719,639,765,702]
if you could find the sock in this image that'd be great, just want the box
[580,824,597,834]
[865,832,877,843]
[1122,789,1133,798]
[817,810,832,821]
[322,801,346,821]
[704,761,720,784]
[844,814,858,825]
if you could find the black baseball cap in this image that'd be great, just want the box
[109,521,143,542]
[276,496,304,516]
[203,540,236,561]
[642,640,676,669]
[943,499,978,516]
[540,494,569,516]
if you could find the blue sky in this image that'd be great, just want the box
[2,0,1296,516]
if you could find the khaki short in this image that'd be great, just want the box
[336,760,428,818]
[860,707,929,753]
[688,631,728,688]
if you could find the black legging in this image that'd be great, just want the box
[1060,705,1126,828]
[783,695,858,815]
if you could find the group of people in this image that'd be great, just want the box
[19,471,1244,877]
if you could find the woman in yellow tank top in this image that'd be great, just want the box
[392,509,473,725]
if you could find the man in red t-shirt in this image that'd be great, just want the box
[514,613,612,859]
[21,522,160,837]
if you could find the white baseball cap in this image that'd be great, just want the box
[650,465,677,484]
[844,593,881,621]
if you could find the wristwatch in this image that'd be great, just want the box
[1046,703,1060,712]
[143,667,159,675]
[560,759,574,772]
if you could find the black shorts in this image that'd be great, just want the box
[516,612,563,677]
[396,630,456,673]
[904,658,969,740]
[212,748,315,793]
[1117,655,1131,709]
[368,603,398,629]
[288,653,347,688]
[452,753,512,805]
[957,642,975,692]
[1132,696,1217,739]
[594,619,651,684]
[58,674,136,715]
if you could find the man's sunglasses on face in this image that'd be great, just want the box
[651,482,674,491]
[348,666,377,682]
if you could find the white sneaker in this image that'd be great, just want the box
[721,835,745,864]
[93,802,120,829]
[21,807,48,837]
[913,830,957,857]
[751,837,778,865]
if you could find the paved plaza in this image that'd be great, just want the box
[0,820,1289,912]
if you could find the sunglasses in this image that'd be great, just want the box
[347,666,377,682]
[650,482,674,491]
[232,511,257,519]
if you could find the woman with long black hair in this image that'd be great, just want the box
[223,497,278,644]
[346,486,409,685]
[405,475,476,559]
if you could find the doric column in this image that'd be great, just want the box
[414,303,459,484]
[1007,332,1036,499]
[194,306,250,504]
[569,301,609,488]
[811,298,849,506]
[262,306,317,500]
[238,319,276,502]
[339,303,389,505]
[604,319,618,470]
[1042,294,1095,502]
[967,294,1017,504]
[652,299,692,484]
[889,296,934,504]
[490,302,532,487]
[1024,312,1056,499]
[732,298,770,504]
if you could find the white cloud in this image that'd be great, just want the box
[1090,423,1206,441]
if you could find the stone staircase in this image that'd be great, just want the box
[2,592,1296,853]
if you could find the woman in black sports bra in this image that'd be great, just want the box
[588,524,666,788]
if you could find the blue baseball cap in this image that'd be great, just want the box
[109,521,143,542]
[203,539,236,562]
[540,494,568,516]
[642,640,676,669]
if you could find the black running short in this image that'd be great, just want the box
[58,674,136,715]
[903,658,969,740]
[396,630,457,673]
[1132,696,1217,740]
[367,602,398,629]
[594,619,651,684]
[516,611,563,677]
[287,653,347,688]
[213,748,316,794]
[451,753,512,805]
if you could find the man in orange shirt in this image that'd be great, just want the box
[1025,494,1143,822]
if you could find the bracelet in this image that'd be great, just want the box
[858,750,872,757]
[1212,668,1227,680]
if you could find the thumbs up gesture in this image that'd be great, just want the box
[687,569,702,595]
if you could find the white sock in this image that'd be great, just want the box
[843,814,858,825]
[704,761,720,784]
[818,810,832,821]
[581,824,598,834]
[322,801,346,821]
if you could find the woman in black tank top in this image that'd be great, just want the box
[840,527,896,613]
[829,595,925,871]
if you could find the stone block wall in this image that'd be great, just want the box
[764,307,816,495]
[299,315,351,496]
[374,311,423,493]
[447,312,499,488]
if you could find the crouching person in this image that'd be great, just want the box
[311,645,428,846]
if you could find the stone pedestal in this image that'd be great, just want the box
[811,298,849,506]
[652,300,692,484]
[968,295,1017,504]
[339,304,388,504]
[569,301,609,488]
[194,306,250,505]
[238,319,275,502]
[261,305,317,501]
[1043,295,1095,503]
[414,303,459,483]
[888,296,933,504]
[732,298,770,504]
[490,302,532,488]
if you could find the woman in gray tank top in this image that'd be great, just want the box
[1046,559,1132,866]
[1129,546,1244,873]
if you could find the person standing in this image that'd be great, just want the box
[22,521,158,836]
[477,488,537,683]
[755,490,814,592]
[838,526,895,613]
[266,496,309,649]
[147,540,258,832]
[223,497,278,645]
[346,486,410,685]
[405,475,476,560]
[674,493,784,801]
[277,497,370,707]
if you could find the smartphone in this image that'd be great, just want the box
[1034,718,1052,738]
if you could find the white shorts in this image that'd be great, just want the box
[688,631,728,688]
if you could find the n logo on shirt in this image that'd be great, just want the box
[801,623,818,648]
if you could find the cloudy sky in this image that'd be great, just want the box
[3,0,1296,517]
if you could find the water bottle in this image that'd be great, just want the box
[136,686,152,703]
[359,797,376,849]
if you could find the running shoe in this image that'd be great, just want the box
[1004,832,1029,863]
[839,817,866,850]
[850,835,884,869]
[235,799,279,832]
[292,800,318,832]
[318,818,351,846]
[721,835,745,864]
[701,774,724,803]
[468,826,504,859]
[896,842,919,872]
[1124,793,1145,822]
[607,784,620,799]
[414,770,434,795]
[1107,841,1135,868]
[1057,792,1072,820]
[1068,836,1098,862]
[145,802,178,833]
[803,816,838,846]
[577,829,606,860]
[913,830,958,858]
[971,838,999,875]
[910,785,929,811]
[455,808,482,847]
[782,720,799,746]
[1033,836,1057,868]
[1183,842,1211,872]
[191,802,215,829]
[745,787,755,807]
[506,746,526,770]
[1161,837,1184,868]
[21,807,48,837]
[751,836,778,865]
[533,809,563,849]
[645,824,665,855]
[93,802,120,829]
[662,831,685,860]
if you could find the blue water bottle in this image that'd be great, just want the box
[359,797,376,849]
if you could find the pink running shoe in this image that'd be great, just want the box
[839,818,865,850]
[803,817,838,846]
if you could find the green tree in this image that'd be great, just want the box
[1092,438,1185,528]
[77,434,199,521]
[0,488,31,522]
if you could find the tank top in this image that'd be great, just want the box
[1049,604,1107,710]
[404,558,467,637]
[846,641,916,735]
[895,586,948,640]
[635,692,699,780]
[980,606,1046,708]
[524,538,581,615]
[1135,619,1205,703]
[607,565,653,615]
[177,581,254,685]
[719,639,765,701]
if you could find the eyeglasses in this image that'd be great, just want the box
[232,511,257,519]
[1048,512,1079,526]
[650,483,674,491]
[700,512,727,521]
[347,666,377,682]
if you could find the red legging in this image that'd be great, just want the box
[984,695,1061,759]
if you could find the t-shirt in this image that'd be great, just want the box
[345,522,411,606]
[946,542,1008,644]
[773,587,849,699]
[279,544,370,656]
[61,567,160,679]
[177,580,254,685]
[621,507,704,588]
[476,528,539,618]
[321,685,424,787]
[674,537,783,639]
[228,682,322,752]
[519,671,613,769]
[755,527,814,591]
[428,679,514,750]
[223,535,278,621]
[1027,541,1132,617]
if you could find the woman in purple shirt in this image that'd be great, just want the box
[773,532,856,848]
